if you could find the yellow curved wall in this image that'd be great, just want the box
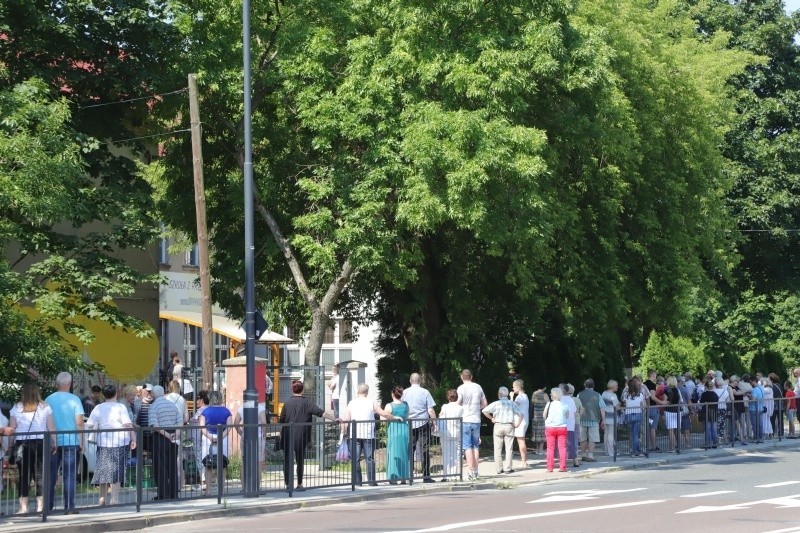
[19,306,159,382]
[73,316,159,382]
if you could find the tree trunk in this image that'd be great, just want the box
[302,310,330,405]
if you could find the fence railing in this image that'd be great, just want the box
[607,397,792,460]
[0,417,463,518]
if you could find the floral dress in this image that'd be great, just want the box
[531,390,549,444]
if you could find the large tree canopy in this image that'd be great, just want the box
[670,0,800,377]
[150,0,752,397]
[0,0,184,388]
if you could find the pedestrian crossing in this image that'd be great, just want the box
[525,484,800,513]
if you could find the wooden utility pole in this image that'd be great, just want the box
[188,73,214,390]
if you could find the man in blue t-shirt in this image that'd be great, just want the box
[45,372,85,514]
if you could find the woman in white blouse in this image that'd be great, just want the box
[544,387,569,473]
[88,384,135,506]
[8,383,55,514]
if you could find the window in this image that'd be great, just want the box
[323,324,335,344]
[339,320,353,343]
[185,243,199,267]
[213,332,229,365]
[287,349,300,366]
[321,349,336,371]
[286,325,299,342]
[158,223,169,264]
[182,324,198,369]
[158,238,169,264]
[338,348,352,364]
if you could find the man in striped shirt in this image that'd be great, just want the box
[149,386,182,500]
[482,387,523,475]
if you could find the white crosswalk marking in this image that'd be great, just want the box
[677,493,800,513]
[756,481,800,488]
[681,491,736,498]
[394,500,666,532]
[529,488,647,503]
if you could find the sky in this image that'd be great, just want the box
[787,0,800,13]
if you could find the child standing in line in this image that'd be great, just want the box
[784,381,796,438]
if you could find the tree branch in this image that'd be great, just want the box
[320,258,356,314]
[253,194,320,313]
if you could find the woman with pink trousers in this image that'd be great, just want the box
[544,387,569,473]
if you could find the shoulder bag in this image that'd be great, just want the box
[10,408,37,466]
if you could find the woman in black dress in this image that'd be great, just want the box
[279,380,337,491]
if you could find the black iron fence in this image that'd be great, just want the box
[0,417,462,517]
[607,398,792,459]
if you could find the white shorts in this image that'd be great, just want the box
[665,411,678,430]
[514,422,528,438]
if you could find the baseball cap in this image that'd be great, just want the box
[144,383,153,391]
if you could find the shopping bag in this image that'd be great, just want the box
[335,439,350,462]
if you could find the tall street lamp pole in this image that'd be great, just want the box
[241,0,259,497]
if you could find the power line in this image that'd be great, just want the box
[79,88,188,110]
[739,229,800,233]
[108,128,190,144]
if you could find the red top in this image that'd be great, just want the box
[785,390,796,411]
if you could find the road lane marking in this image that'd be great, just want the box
[763,526,800,533]
[756,481,800,488]
[531,488,647,503]
[680,491,736,498]
[678,493,800,513]
[393,500,665,532]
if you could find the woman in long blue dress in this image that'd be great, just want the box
[384,386,409,482]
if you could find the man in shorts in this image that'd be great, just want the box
[457,369,487,481]
[577,379,604,462]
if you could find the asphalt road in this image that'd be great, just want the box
[144,449,800,532]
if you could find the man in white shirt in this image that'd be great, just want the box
[172,356,183,385]
[793,368,800,397]
[181,378,195,401]
[401,373,437,482]
[328,363,340,418]
[265,370,274,404]
[339,383,396,486]
[457,369,487,481]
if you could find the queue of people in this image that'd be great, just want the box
[3,364,799,517]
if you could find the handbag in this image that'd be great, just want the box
[335,439,350,462]
[202,453,229,469]
[9,442,25,466]
[10,407,37,466]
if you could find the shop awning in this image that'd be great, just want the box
[159,310,293,344]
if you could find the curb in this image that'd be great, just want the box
[3,439,792,532]
[1,481,492,533]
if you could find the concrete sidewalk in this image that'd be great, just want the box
[2,438,797,533]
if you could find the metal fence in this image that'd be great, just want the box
[607,398,793,460]
[0,417,462,518]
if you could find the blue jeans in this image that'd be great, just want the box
[749,410,762,441]
[627,413,642,455]
[351,438,375,485]
[704,420,718,447]
[49,446,79,510]
[462,422,481,450]
[647,407,660,429]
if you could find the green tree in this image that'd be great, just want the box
[378,0,750,389]
[0,78,146,386]
[0,0,184,384]
[639,331,710,378]
[683,0,800,375]
[151,0,750,396]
